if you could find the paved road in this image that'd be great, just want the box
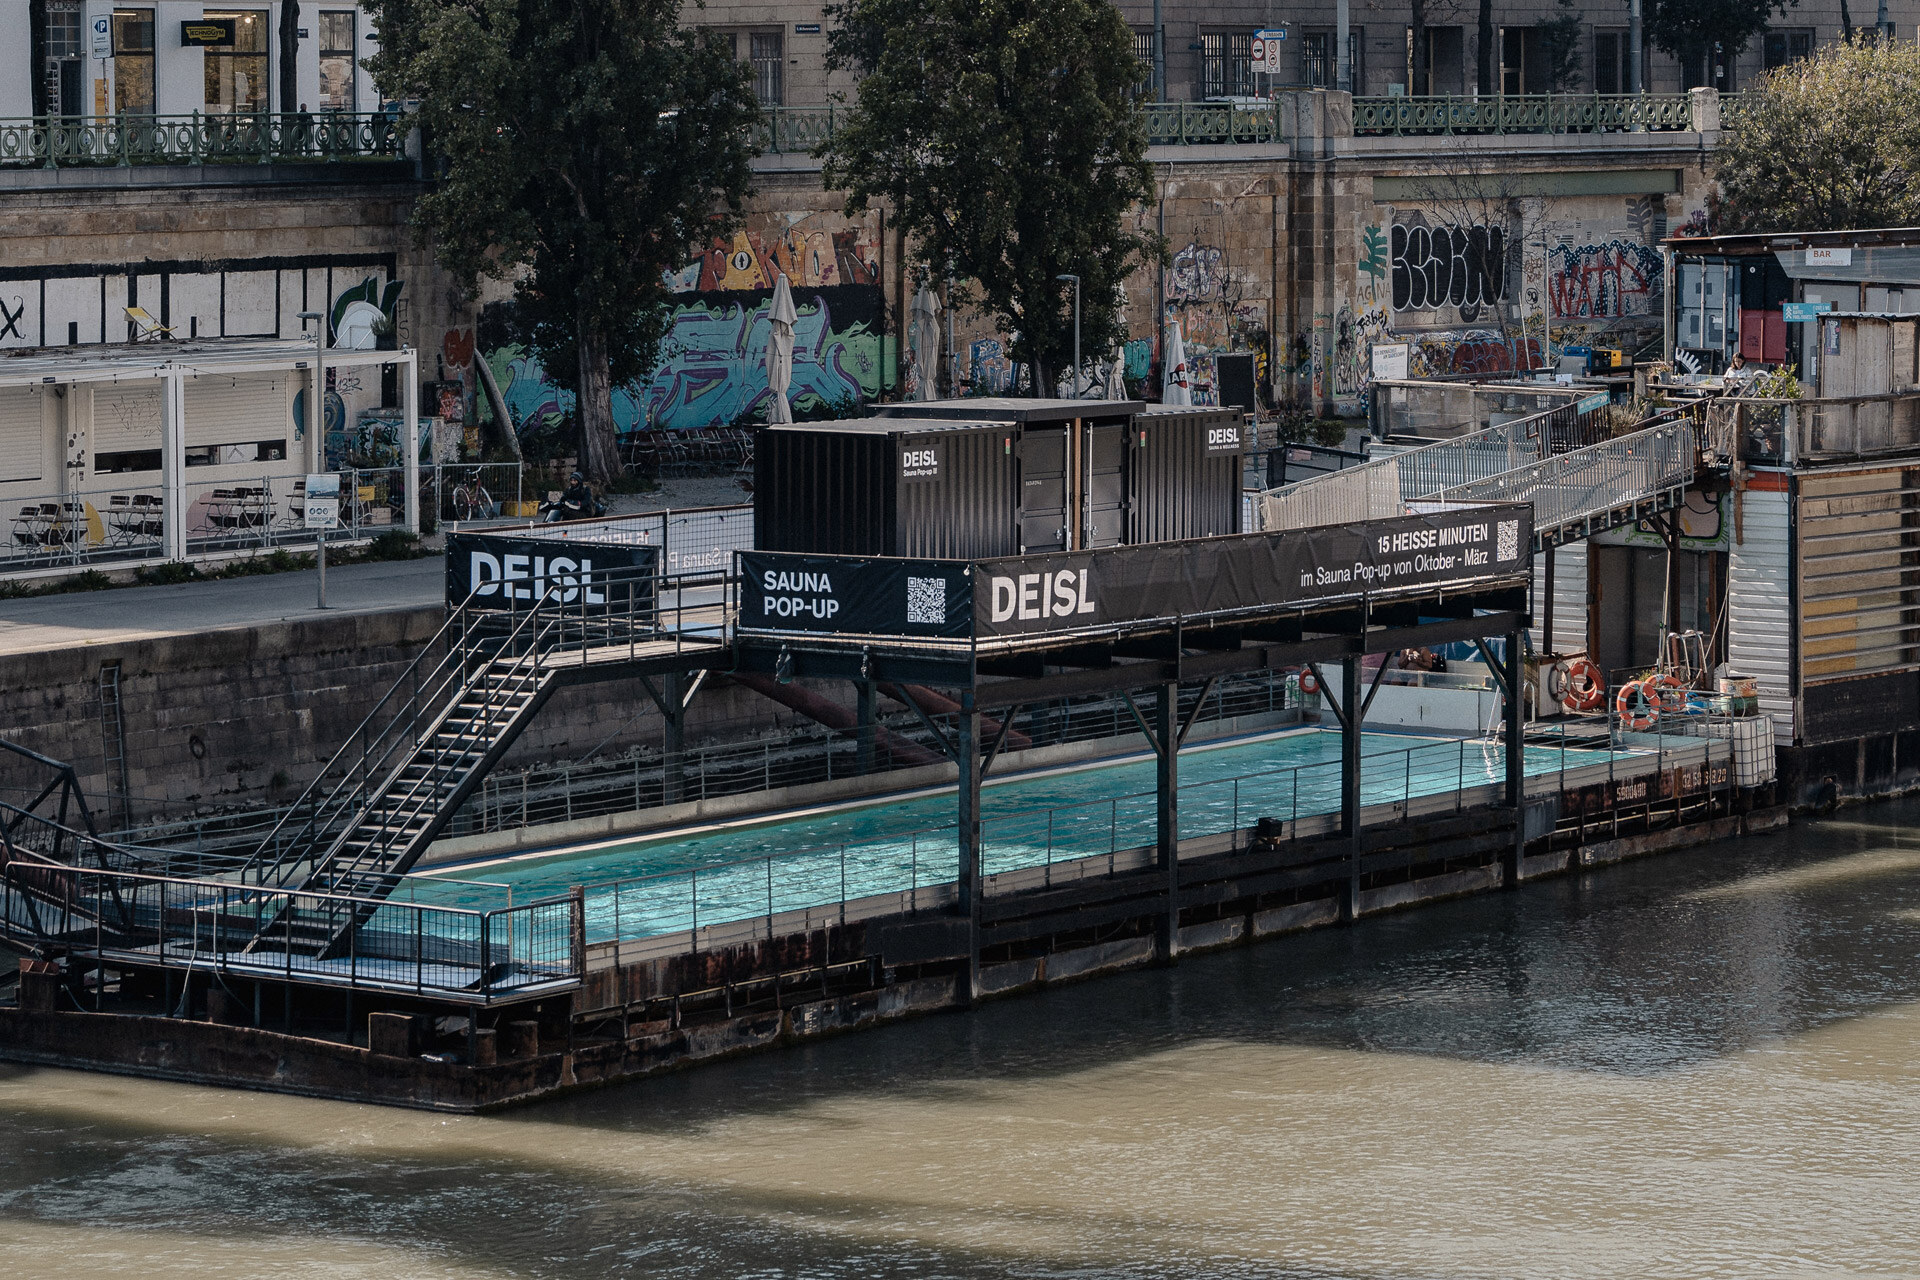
[0,556,445,657]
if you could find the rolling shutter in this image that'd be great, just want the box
[183,374,291,449]
[0,386,43,482]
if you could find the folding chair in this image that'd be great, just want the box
[124,306,177,342]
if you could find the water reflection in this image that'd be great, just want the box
[6,802,1920,1276]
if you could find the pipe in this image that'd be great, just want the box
[472,348,523,462]
[882,683,1033,751]
[732,673,943,767]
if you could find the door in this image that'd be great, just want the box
[1017,428,1068,552]
[1085,424,1127,548]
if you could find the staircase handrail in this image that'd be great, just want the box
[236,595,482,886]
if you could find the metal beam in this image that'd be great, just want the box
[956,699,983,1000]
[1156,681,1179,963]
[1341,656,1363,920]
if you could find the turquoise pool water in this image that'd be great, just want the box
[412,729,1624,944]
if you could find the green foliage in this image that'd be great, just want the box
[215,549,314,577]
[821,0,1162,386]
[134,561,203,586]
[1750,363,1805,398]
[361,531,425,562]
[1645,0,1792,65]
[365,0,762,482]
[1716,40,1920,232]
[1537,0,1584,91]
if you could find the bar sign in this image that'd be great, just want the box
[1577,390,1610,414]
[1782,301,1832,322]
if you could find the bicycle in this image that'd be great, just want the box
[450,476,494,522]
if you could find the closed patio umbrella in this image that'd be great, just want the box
[766,274,796,424]
[910,285,942,400]
[1162,321,1191,406]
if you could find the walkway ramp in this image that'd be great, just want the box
[1260,402,1693,547]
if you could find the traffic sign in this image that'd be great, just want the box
[1253,28,1287,74]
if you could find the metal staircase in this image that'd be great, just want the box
[234,564,668,956]
[1260,400,1695,548]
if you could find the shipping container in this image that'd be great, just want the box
[753,417,1020,558]
[1129,405,1246,542]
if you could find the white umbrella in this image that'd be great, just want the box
[909,285,942,400]
[1102,346,1128,399]
[1161,321,1191,406]
[765,274,796,424]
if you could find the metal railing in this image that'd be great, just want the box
[1,467,406,578]
[1352,93,1694,136]
[1429,421,1694,543]
[423,463,530,524]
[1261,400,1592,531]
[0,859,580,1002]
[0,112,409,168]
[562,722,1729,954]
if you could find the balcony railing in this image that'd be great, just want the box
[0,111,408,168]
[1352,93,1695,136]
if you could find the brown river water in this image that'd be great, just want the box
[4,801,1920,1278]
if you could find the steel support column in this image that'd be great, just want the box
[1505,626,1527,884]
[662,672,686,806]
[856,680,876,774]
[1342,656,1363,920]
[1156,681,1179,962]
[956,695,982,1000]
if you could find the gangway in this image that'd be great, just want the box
[1259,400,1694,548]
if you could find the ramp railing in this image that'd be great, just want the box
[1426,420,1695,545]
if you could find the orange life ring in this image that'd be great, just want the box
[1646,673,1687,712]
[1297,668,1320,695]
[1559,657,1604,712]
[1615,679,1660,730]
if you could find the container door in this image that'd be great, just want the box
[1018,428,1068,551]
[1084,424,1127,548]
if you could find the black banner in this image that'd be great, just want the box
[446,532,658,612]
[739,553,974,639]
[973,504,1532,638]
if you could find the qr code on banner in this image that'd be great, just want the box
[1497,519,1520,563]
[906,576,945,625]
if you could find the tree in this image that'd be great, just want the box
[1715,39,1920,232]
[821,0,1160,394]
[365,0,762,484]
[1537,0,1584,92]
[1645,0,1794,84]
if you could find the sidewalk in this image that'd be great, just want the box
[0,557,445,657]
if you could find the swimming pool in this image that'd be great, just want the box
[409,728,1625,944]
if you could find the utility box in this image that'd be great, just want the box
[753,417,1020,558]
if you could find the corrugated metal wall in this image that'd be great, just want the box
[1797,462,1920,685]
[895,425,1019,559]
[1728,480,1795,743]
[1131,408,1241,543]
[753,430,891,555]
[1530,540,1588,655]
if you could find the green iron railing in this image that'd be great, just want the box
[0,111,408,167]
[1352,93,1695,136]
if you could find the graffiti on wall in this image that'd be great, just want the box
[1547,239,1662,319]
[1408,329,1542,378]
[970,339,1014,396]
[1163,240,1265,408]
[1332,302,1391,397]
[1391,222,1509,315]
[484,212,887,439]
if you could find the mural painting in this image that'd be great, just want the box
[482,212,887,440]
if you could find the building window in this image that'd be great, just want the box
[1593,31,1626,94]
[203,10,269,115]
[43,0,84,116]
[1303,33,1331,87]
[1200,32,1253,99]
[1764,29,1813,68]
[1133,29,1157,95]
[319,11,357,111]
[113,9,156,114]
[749,31,782,107]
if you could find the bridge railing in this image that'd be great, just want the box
[0,112,408,167]
[1352,93,1695,136]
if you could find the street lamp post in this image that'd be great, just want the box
[1056,273,1081,398]
[297,310,327,608]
